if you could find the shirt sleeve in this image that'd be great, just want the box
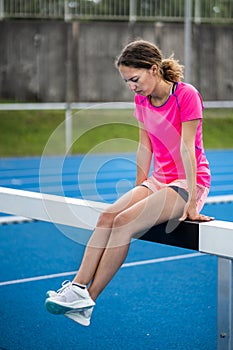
[179,85,204,122]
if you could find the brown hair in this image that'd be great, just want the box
[115,40,184,82]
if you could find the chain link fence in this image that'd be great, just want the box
[0,0,232,22]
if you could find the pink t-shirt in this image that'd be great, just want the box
[134,82,211,188]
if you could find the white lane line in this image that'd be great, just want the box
[0,252,205,287]
[122,252,204,268]
[0,271,77,287]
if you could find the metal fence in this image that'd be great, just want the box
[0,0,232,22]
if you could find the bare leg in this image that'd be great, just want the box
[72,185,152,286]
[88,188,186,300]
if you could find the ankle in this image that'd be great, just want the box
[72,282,87,290]
[87,286,98,302]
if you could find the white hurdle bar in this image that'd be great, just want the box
[0,186,232,350]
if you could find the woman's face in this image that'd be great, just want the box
[118,64,158,96]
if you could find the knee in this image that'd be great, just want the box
[96,208,116,229]
[109,212,134,245]
[112,212,131,232]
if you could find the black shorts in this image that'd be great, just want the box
[140,184,189,202]
[169,185,189,202]
[139,183,189,202]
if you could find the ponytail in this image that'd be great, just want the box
[161,55,184,82]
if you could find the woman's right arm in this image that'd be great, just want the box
[135,122,152,186]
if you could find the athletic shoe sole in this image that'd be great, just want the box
[65,310,91,326]
[45,298,95,315]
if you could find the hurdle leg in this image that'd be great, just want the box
[218,257,233,350]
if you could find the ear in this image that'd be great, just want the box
[150,64,158,76]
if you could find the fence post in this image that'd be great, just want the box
[194,0,201,24]
[129,0,136,22]
[184,0,192,83]
[65,104,72,155]
[64,0,71,21]
[0,0,4,20]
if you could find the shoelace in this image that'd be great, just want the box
[56,280,72,295]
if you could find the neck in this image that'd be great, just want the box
[149,81,174,107]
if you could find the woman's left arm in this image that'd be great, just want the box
[180,119,212,221]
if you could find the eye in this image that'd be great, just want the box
[123,76,139,84]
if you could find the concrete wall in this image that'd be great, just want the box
[0,21,69,101]
[0,20,232,102]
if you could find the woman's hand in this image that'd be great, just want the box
[180,202,214,222]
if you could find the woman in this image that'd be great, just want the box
[45,40,213,326]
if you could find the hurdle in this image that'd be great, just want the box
[0,186,232,350]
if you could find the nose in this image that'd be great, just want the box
[127,81,137,91]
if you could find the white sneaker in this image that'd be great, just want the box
[45,281,95,315]
[45,280,71,299]
[46,290,57,298]
[65,307,94,326]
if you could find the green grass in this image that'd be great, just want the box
[0,110,65,156]
[0,108,232,157]
[203,110,233,149]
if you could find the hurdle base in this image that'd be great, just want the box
[218,257,233,350]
